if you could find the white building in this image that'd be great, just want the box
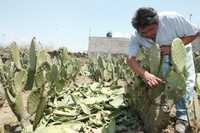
[88,32,131,57]
[88,36,130,57]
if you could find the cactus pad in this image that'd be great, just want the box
[149,44,161,75]
[37,50,50,68]
[165,70,186,101]
[29,37,37,71]
[27,90,41,115]
[196,73,200,90]
[171,38,186,73]
[14,70,27,93]
[10,42,22,69]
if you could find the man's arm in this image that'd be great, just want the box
[127,56,165,87]
[180,31,200,45]
[160,31,200,56]
[127,56,145,77]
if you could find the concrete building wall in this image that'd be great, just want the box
[88,37,130,56]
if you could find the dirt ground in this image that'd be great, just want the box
[0,100,20,133]
[0,90,29,133]
[0,101,17,126]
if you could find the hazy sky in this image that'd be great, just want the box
[0,0,199,51]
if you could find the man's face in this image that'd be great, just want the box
[138,22,158,39]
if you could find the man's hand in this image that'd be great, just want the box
[142,71,165,88]
[127,57,165,88]
[160,45,171,57]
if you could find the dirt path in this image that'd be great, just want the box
[0,101,18,126]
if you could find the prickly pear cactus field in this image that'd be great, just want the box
[0,37,200,133]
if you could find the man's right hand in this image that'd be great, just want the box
[142,71,165,88]
[127,57,165,88]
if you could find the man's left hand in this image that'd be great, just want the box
[160,45,171,56]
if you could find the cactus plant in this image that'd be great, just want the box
[0,37,51,132]
[126,38,190,132]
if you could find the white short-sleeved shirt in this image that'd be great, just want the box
[128,12,199,57]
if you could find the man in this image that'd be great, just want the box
[127,7,200,133]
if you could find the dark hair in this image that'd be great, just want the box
[131,7,158,31]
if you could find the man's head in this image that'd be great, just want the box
[131,7,159,39]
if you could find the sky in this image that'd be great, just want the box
[0,0,200,52]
